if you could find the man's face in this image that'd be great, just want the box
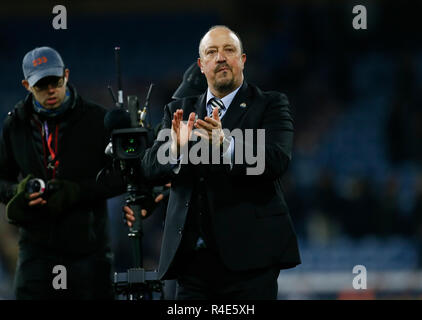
[22,69,69,109]
[198,28,246,97]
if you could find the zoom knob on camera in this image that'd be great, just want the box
[25,178,46,195]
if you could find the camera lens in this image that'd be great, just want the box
[25,178,46,195]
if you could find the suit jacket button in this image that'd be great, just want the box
[185,201,189,207]
[178,228,183,235]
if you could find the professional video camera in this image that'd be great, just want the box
[101,47,163,300]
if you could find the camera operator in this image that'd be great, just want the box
[0,47,125,299]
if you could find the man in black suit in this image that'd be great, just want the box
[125,25,300,299]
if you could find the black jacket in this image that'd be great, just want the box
[0,85,124,256]
[143,82,301,279]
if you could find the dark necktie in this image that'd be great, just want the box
[209,97,226,118]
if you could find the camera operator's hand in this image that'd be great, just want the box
[5,174,47,225]
[123,206,148,227]
[154,182,171,203]
[28,192,47,206]
[170,109,196,157]
[123,181,171,226]
[18,174,47,207]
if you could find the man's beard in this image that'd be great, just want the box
[214,75,236,94]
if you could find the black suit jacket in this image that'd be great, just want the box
[143,82,301,279]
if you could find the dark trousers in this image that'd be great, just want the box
[175,248,280,300]
[14,244,114,300]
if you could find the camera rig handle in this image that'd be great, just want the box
[125,187,144,268]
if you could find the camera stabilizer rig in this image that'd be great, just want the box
[105,47,163,300]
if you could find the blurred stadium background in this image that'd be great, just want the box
[1,0,422,299]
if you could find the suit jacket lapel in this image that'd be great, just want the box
[221,81,250,130]
[194,92,208,120]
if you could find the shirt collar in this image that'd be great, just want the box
[206,84,242,110]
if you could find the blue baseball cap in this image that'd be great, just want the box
[22,47,65,87]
